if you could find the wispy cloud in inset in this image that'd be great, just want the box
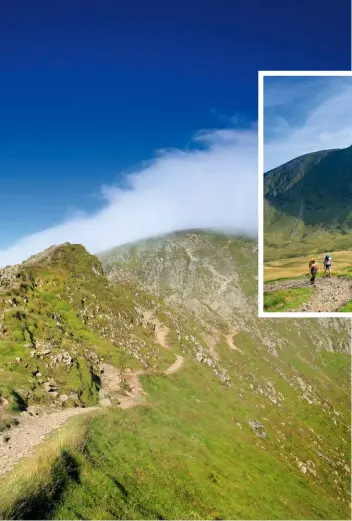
[264,75,352,171]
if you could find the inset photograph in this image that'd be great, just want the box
[259,72,352,316]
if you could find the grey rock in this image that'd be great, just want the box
[249,420,267,438]
[43,380,58,392]
[39,349,52,356]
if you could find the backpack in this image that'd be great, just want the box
[325,255,331,265]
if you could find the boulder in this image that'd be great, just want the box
[248,420,267,439]
[39,349,52,356]
[43,380,58,392]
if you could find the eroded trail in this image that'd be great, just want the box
[225,332,244,354]
[165,355,184,374]
[264,277,352,312]
[0,406,98,477]
[0,319,184,477]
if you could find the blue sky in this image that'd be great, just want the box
[264,75,352,170]
[0,0,351,264]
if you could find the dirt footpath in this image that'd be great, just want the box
[0,406,98,476]
[0,320,184,477]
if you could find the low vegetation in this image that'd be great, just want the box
[0,233,350,520]
[264,287,313,312]
[1,347,350,520]
[0,413,93,519]
[339,300,352,312]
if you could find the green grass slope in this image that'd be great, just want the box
[264,287,314,312]
[0,232,350,520]
[51,352,351,520]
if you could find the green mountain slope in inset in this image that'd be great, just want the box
[264,147,352,260]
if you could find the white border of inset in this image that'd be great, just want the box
[258,70,352,319]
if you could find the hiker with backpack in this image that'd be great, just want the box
[308,258,319,284]
[323,254,332,277]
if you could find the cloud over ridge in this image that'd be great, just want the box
[0,127,258,267]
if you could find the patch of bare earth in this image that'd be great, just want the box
[225,332,244,354]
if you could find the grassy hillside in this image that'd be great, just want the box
[0,232,351,520]
[0,243,173,430]
[264,250,352,281]
[264,147,352,261]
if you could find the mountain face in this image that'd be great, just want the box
[264,146,352,259]
[101,230,349,352]
[0,232,351,520]
[0,243,181,416]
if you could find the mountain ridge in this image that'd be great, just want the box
[264,145,352,260]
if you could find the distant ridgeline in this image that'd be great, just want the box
[264,146,352,259]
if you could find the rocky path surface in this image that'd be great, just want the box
[264,277,352,312]
[0,320,184,477]
[0,406,98,477]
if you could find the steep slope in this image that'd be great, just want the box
[0,233,350,520]
[97,231,351,517]
[0,243,175,424]
[264,146,352,260]
[101,230,350,352]
[102,231,257,316]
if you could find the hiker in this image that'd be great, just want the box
[308,258,319,284]
[323,254,332,277]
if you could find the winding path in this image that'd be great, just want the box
[225,332,244,354]
[0,319,184,477]
[264,277,352,312]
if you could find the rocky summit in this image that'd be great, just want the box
[0,231,350,520]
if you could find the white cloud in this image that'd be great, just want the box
[264,76,352,171]
[0,127,258,267]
